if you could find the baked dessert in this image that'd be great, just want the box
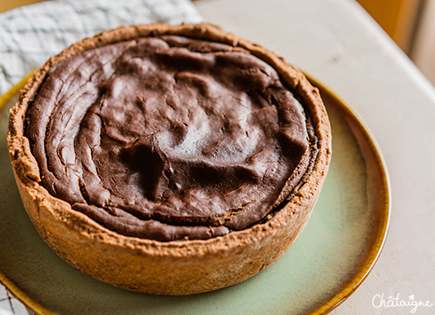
[7,23,331,295]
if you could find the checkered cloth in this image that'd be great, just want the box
[0,0,202,314]
[0,0,202,95]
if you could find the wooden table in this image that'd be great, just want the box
[195,0,435,314]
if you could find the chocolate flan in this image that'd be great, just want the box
[7,23,331,295]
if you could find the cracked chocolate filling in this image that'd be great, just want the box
[25,35,318,241]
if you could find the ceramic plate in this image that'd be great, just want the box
[0,74,390,315]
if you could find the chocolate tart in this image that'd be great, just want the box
[7,23,331,295]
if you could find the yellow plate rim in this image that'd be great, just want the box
[0,73,390,315]
[305,73,391,314]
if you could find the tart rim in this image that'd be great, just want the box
[7,23,331,258]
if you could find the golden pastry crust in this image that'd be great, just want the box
[7,23,331,295]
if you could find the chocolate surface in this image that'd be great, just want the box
[25,35,315,241]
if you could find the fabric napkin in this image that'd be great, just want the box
[0,0,203,95]
[0,0,202,314]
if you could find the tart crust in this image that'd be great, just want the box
[7,23,331,295]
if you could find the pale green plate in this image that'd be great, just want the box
[0,74,390,315]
